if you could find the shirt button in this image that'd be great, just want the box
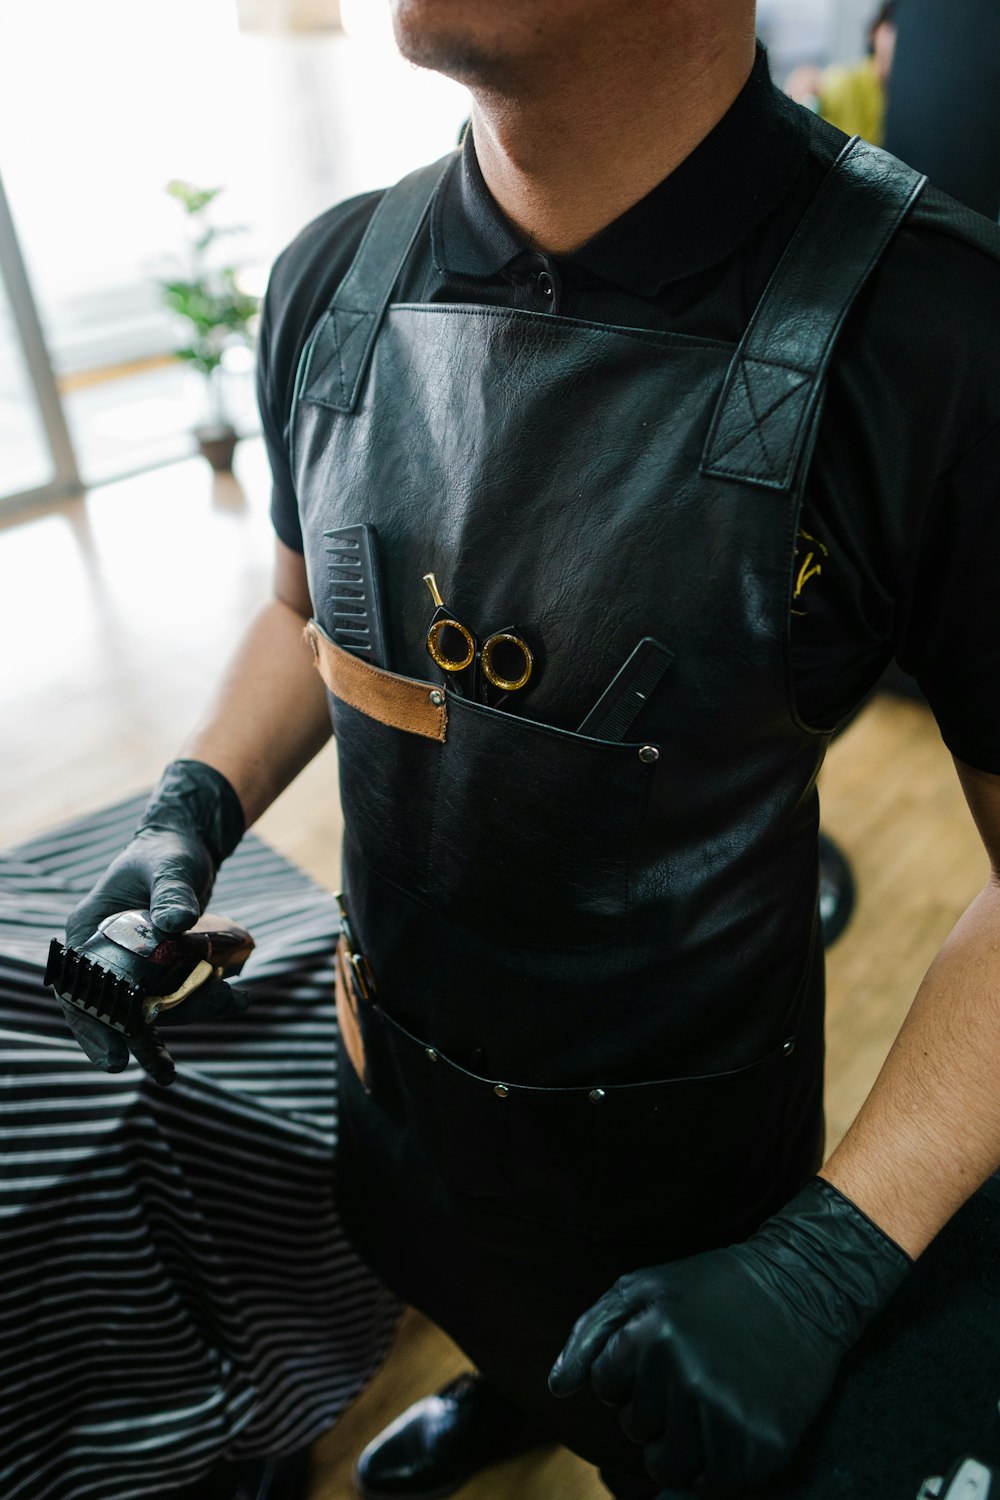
[537,271,555,299]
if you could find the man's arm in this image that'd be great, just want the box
[180,538,332,827]
[54,539,332,1083]
[821,758,1000,1257]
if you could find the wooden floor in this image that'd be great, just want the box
[0,444,989,1499]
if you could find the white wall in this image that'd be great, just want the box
[0,0,469,372]
[757,0,879,76]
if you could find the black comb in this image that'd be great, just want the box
[577,637,674,740]
[322,524,390,669]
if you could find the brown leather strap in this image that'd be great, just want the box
[304,619,447,742]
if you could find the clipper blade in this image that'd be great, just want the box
[44,938,147,1038]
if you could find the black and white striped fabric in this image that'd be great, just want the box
[0,796,401,1500]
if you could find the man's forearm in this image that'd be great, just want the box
[180,597,332,827]
[820,875,1000,1258]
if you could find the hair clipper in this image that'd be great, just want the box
[44,910,254,1041]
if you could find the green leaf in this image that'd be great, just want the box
[156,182,260,348]
[166,179,223,216]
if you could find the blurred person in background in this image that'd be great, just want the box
[786,2,896,144]
[54,2,1000,1498]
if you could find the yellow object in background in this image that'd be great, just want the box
[819,56,887,146]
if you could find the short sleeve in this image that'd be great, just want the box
[896,419,1000,773]
[256,269,304,554]
[253,191,385,559]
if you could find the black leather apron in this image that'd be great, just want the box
[290,128,924,1476]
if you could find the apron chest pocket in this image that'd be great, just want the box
[310,620,447,898]
[333,696,444,897]
[315,625,655,944]
[426,692,654,945]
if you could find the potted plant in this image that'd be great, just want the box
[157,180,260,472]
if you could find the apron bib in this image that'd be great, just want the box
[290,124,924,1473]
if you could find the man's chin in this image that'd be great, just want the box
[389,0,512,86]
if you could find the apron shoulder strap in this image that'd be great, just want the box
[295,153,456,416]
[701,132,926,491]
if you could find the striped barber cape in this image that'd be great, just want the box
[0,796,401,1500]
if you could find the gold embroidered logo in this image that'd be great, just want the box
[792,529,829,617]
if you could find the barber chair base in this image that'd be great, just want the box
[818,831,856,947]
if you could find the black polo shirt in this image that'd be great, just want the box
[259,47,1000,772]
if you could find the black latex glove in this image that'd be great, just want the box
[549,1176,913,1497]
[59,759,246,1085]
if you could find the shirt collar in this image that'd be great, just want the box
[430,45,809,296]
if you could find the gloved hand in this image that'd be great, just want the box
[548,1175,913,1497]
[58,759,247,1085]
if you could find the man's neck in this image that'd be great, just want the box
[469,26,757,256]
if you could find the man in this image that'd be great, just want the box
[59,3,1000,1497]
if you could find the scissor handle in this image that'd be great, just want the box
[422,573,534,702]
[426,615,476,673]
[481,631,534,693]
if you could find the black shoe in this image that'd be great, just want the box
[818,831,856,949]
[354,1373,551,1499]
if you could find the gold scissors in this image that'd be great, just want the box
[423,573,534,706]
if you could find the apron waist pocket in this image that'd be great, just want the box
[362,1000,805,1250]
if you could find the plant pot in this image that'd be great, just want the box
[195,423,239,473]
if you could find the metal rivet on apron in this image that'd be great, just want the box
[783,1038,795,1056]
[429,689,445,707]
[589,1088,606,1104]
[425,1047,439,1063]
[638,745,660,764]
[494,1083,510,1099]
